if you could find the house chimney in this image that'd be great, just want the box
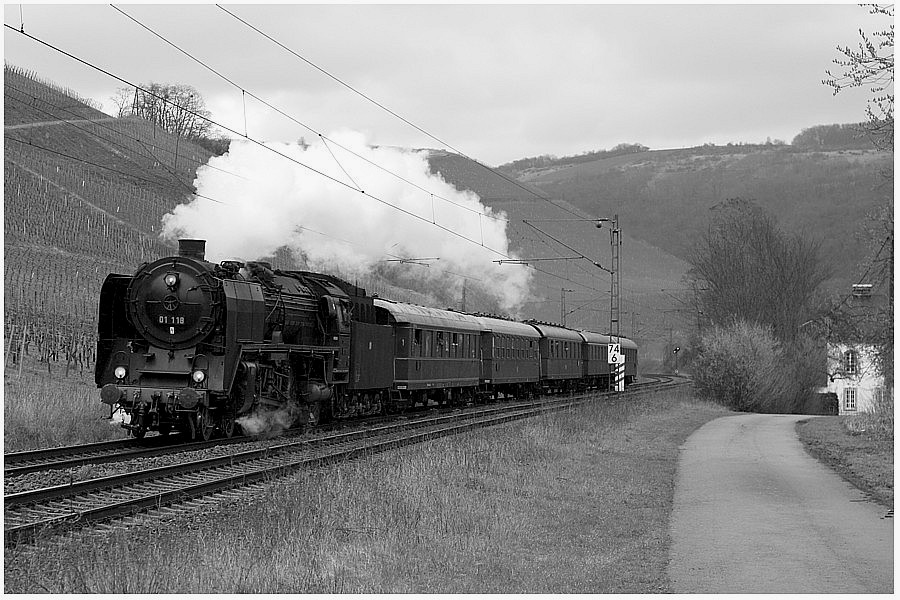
[178,239,206,261]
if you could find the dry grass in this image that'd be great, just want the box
[843,393,894,439]
[796,406,894,509]
[4,387,730,594]
[4,366,124,452]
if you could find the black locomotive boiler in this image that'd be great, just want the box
[96,239,387,439]
[96,239,638,440]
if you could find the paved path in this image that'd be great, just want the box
[669,413,893,593]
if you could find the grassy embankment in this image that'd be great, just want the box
[5,385,729,593]
[5,368,891,592]
[4,361,125,452]
[796,401,894,509]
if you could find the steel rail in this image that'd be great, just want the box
[5,384,686,546]
[4,376,675,477]
[5,379,689,546]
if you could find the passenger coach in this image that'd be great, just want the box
[527,322,584,393]
[477,315,541,400]
[374,299,482,408]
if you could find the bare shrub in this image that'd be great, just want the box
[692,320,779,412]
[692,320,820,413]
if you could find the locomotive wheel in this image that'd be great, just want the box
[221,414,236,438]
[307,402,321,427]
[132,427,147,440]
[158,424,172,436]
[184,415,196,440]
[197,408,215,441]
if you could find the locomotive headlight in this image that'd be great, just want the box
[191,370,206,384]
[164,273,179,288]
[114,366,127,380]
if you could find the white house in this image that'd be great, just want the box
[821,342,887,414]
[818,284,890,415]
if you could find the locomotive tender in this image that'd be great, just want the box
[96,239,637,440]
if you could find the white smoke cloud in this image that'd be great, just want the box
[161,131,531,311]
[236,404,297,437]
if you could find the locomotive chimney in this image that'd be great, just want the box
[178,239,206,261]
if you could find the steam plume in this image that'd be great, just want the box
[160,131,531,312]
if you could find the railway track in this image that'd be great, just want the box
[5,376,687,546]
[5,434,238,477]
[4,375,675,477]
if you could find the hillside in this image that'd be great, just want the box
[4,65,221,367]
[499,142,892,293]
[428,150,690,320]
[5,66,888,374]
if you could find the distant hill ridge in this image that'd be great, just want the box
[430,125,890,297]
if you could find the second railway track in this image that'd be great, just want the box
[5,376,685,547]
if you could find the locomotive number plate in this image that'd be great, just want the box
[158,316,186,325]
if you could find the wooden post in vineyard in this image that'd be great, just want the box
[18,325,27,377]
[5,324,17,368]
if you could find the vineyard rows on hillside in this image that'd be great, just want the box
[3,66,225,376]
[4,65,105,120]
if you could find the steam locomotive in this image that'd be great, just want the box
[96,239,637,440]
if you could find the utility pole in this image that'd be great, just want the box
[560,288,574,326]
[608,214,621,339]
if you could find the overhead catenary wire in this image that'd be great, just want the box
[4,19,608,298]
[215,4,589,222]
[7,82,600,296]
[213,3,615,288]
[4,84,247,192]
[5,135,228,206]
[2,24,517,261]
[216,3,617,296]
[110,4,509,225]
[109,3,607,297]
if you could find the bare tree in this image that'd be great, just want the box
[822,5,893,387]
[109,86,133,118]
[117,83,213,139]
[688,199,830,343]
[823,4,894,152]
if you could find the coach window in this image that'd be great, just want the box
[424,330,433,357]
[412,329,421,357]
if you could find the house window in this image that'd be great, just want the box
[844,350,858,374]
[844,388,857,412]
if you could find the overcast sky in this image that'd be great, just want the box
[2,2,884,165]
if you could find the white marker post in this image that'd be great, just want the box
[608,343,626,392]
